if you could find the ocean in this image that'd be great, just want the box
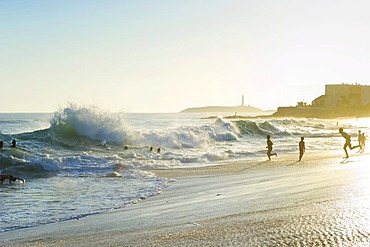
[0,106,369,233]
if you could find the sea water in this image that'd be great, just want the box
[0,106,368,232]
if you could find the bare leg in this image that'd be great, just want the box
[298,151,303,161]
[344,147,349,158]
[350,145,360,150]
[267,148,272,160]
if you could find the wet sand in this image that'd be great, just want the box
[2,151,370,246]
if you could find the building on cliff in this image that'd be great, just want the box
[312,83,370,108]
[274,83,370,118]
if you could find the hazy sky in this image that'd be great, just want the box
[2,0,370,113]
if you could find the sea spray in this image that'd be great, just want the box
[51,105,134,143]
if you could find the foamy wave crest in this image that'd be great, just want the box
[50,105,134,143]
[202,151,230,161]
[49,107,239,149]
[236,120,270,135]
[266,118,337,136]
[235,119,292,136]
[213,118,240,140]
[0,149,59,178]
[136,117,239,149]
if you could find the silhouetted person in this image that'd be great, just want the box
[10,140,16,148]
[266,135,277,161]
[157,147,161,154]
[339,128,359,158]
[149,146,153,152]
[124,145,128,150]
[360,133,366,153]
[298,137,305,162]
[0,140,3,149]
[358,130,362,147]
[0,174,25,184]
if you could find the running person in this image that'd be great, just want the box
[266,135,277,161]
[339,128,360,158]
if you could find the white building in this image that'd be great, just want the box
[312,83,370,108]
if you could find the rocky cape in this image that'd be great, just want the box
[180,105,263,113]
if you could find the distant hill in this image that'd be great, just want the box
[180,105,263,113]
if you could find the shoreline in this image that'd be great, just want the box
[2,150,370,246]
[152,151,344,178]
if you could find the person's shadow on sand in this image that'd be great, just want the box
[339,158,357,165]
[237,161,270,172]
[286,162,298,166]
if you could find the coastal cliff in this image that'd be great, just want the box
[272,106,370,118]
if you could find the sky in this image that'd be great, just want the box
[1,0,370,113]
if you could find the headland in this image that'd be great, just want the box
[180,95,270,116]
[181,105,263,113]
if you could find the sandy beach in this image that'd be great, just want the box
[2,151,370,246]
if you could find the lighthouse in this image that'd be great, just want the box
[241,95,244,106]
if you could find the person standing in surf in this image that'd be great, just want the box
[298,136,305,162]
[339,128,360,158]
[10,139,16,148]
[361,133,366,152]
[266,135,277,161]
[358,130,362,148]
